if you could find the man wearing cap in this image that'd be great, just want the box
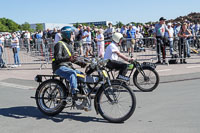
[154,17,168,64]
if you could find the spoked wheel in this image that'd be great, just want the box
[35,79,67,116]
[173,41,179,52]
[97,82,136,123]
[133,67,159,92]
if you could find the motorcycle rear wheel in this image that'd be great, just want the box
[35,79,67,116]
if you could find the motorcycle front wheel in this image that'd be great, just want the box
[97,82,136,123]
[133,67,159,92]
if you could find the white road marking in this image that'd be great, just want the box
[157,69,172,72]
[0,82,34,90]
[186,65,200,69]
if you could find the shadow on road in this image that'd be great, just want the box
[0,106,107,123]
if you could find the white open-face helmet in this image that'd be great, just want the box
[112,33,123,43]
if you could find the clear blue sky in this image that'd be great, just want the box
[0,0,200,24]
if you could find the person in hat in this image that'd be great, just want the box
[154,17,168,64]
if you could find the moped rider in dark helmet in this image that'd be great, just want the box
[52,26,86,98]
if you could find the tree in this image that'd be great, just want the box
[0,18,19,32]
[115,21,124,28]
[36,24,43,31]
[0,22,9,32]
[6,19,19,32]
[73,22,80,28]
[21,22,31,31]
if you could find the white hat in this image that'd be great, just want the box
[167,23,172,26]
[112,33,123,43]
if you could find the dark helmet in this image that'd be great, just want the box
[61,26,77,40]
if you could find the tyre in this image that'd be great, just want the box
[173,41,178,52]
[97,82,136,123]
[133,67,159,92]
[35,79,67,116]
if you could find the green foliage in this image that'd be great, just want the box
[129,22,144,26]
[0,18,19,32]
[21,22,31,31]
[115,21,124,28]
[0,22,9,32]
[36,24,43,31]
[73,22,80,28]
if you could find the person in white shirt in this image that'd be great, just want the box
[11,33,21,67]
[95,29,105,58]
[82,26,92,57]
[135,29,144,51]
[54,29,62,44]
[24,30,31,53]
[0,34,6,68]
[104,33,134,80]
[165,23,174,55]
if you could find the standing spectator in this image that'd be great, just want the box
[178,22,192,63]
[165,23,174,55]
[0,34,6,68]
[194,22,200,35]
[51,28,57,41]
[120,25,127,52]
[76,24,84,55]
[82,26,92,57]
[91,26,98,53]
[47,29,52,39]
[42,30,48,40]
[54,29,62,44]
[138,25,144,34]
[11,33,21,67]
[154,17,168,64]
[174,22,181,37]
[36,30,44,52]
[24,30,31,53]
[186,22,192,57]
[104,22,115,40]
[135,29,144,51]
[95,29,105,58]
[126,24,136,56]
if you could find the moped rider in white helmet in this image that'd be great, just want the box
[104,32,134,80]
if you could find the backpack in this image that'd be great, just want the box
[169,54,178,64]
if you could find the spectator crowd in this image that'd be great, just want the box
[0,18,200,68]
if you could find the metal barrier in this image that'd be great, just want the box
[2,36,200,69]
[2,38,55,69]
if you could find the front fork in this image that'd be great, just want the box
[104,78,118,103]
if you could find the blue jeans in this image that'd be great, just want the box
[55,66,82,94]
[14,48,20,65]
[169,40,173,55]
[0,48,5,67]
[187,39,190,56]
